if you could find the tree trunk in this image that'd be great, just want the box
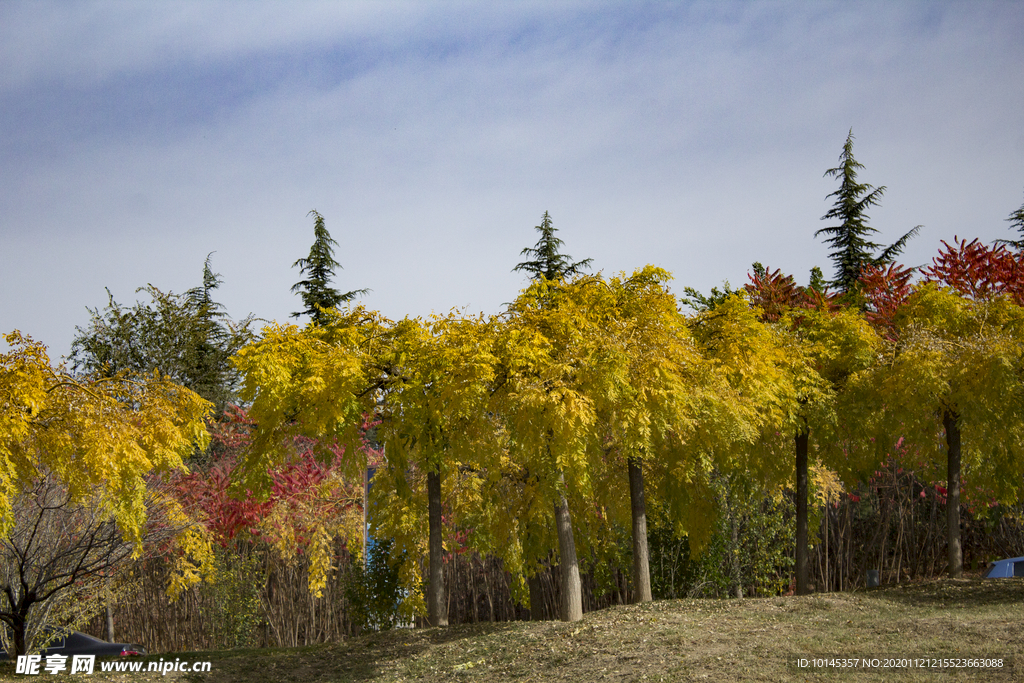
[943,409,963,578]
[105,576,115,642]
[824,503,830,592]
[427,468,448,627]
[627,457,653,603]
[11,613,27,657]
[105,603,115,642]
[730,501,744,599]
[553,480,583,622]
[795,427,810,595]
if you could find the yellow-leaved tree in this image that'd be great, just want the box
[785,305,880,593]
[372,312,498,627]
[745,271,881,594]
[0,331,211,656]
[870,284,1024,576]
[587,267,719,603]
[231,308,393,599]
[679,291,801,597]
[234,307,499,626]
[493,275,614,621]
[854,240,1024,578]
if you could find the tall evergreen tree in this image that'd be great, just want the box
[291,210,368,325]
[513,211,592,281]
[815,130,920,293]
[183,255,237,405]
[1011,194,1024,241]
[995,189,1024,250]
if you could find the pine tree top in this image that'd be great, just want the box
[815,130,919,293]
[513,211,592,281]
[291,210,368,325]
[995,189,1024,251]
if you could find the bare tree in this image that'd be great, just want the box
[0,473,179,657]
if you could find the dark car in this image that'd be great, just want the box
[1,629,145,660]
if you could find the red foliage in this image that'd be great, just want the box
[859,263,915,339]
[447,528,472,555]
[171,405,381,548]
[922,237,1024,304]
[172,465,270,545]
[745,267,816,321]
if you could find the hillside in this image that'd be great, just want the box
[2,578,1021,682]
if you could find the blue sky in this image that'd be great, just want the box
[2,1,1023,358]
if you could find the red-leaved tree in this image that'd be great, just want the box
[171,405,380,597]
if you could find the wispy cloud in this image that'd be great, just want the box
[2,2,1022,355]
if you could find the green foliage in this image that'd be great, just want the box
[681,281,736,312]
[345,540,407,632]
[743,495,796,596]
[808,266,827,294]
[205,547,264,648]
[690,473,794,598]
[646,489,794,599]
[291,210,369,325]
[815,129,919,293]
[512,212,592,281]
[69,255,253,413]
[646,500,692,599]
[583,520,632,600]
[995,189,1024,250]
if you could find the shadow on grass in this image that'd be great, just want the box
[164,620,527,683]
[866,577,1024,609]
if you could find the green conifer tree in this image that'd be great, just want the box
[815,130,920,293]
[681,281,736,312]
[291,210,369,325]
[513,211,592,281]
[995,190,1024,250]
[808,266,827,294]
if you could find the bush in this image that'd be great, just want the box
[205,546,264,648]
[345,539,406,631]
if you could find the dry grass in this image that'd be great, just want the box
[3,577,1022,682]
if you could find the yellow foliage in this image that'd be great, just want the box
[867,284,1024,504]
[167,525,216,602]
[0,331,211,544]
[307,525,335,598]
[377,311,499,476]
[232,311,385,491]
[810,463,844,508]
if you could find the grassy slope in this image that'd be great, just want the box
[2,578,1022,682]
